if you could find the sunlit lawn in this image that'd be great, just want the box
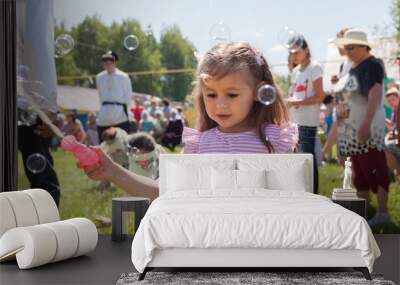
[17,147,182,234]
[18,148,400,234]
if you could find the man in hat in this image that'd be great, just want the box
[96,51,132,141]
[335,29,390,226]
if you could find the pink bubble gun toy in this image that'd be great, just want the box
[61,135,100,169]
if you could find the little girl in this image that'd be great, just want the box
[83,42,298,201]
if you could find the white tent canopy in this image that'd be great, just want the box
[56,86,160,112]
[57,85,100,112]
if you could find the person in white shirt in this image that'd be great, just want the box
[286,34,325,194]
[96,51,132,141]
[323,28,352,165]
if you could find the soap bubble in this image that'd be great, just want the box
[26,153,47,174]
[209,22,231,44]
[123,35,140,51]
[276,26,297,46]
[257,84,277,106]
[54,34,75,58]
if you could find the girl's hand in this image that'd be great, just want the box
[78,147,117,182]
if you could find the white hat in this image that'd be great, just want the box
[386,87,399,96]
[335,29,371,48]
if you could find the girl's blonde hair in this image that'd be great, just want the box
[192,42,290,152]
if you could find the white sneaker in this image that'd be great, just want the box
[368,212,390,226]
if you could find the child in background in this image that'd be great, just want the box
[139,111,154,135]
[322,94,336,136]
[321,94,336,162]
[148,99,158,118]
[97,127,129,191]
[81,42,298,201]
[85,112,99,146]
[162,110,184,151]
[63,112,86,143]
[384,87,399,131]
[100,127,129,169]
[161,99,172,119]
[153,111,167,143]
[131,98,144,124]
[128,132,165,179]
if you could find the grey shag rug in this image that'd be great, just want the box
[116,271,396,285]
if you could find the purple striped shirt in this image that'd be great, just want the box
[183,124,298,154]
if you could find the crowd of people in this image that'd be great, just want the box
[87,28,400,227]
[58,97,187,149]
[56,96,187,180]
[44,28,400,228]
[286,28,399,226]
[52,50,187,182]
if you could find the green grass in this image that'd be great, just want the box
[319,162,400,234]
[18,150,125,234]
[18,148,400,234]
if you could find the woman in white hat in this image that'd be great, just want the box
[335,28,390,226]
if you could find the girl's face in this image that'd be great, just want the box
[291,48,308,65]
[202,71,255,133]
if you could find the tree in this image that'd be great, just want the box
[159,26,196,102]
[274,74,291,97]
[54,18,197,101]
[71,15,109,78]
[108,19,163,96]
[54,21,81,86]
[392,0,400,42]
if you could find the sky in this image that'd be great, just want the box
[54,0,395,75]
